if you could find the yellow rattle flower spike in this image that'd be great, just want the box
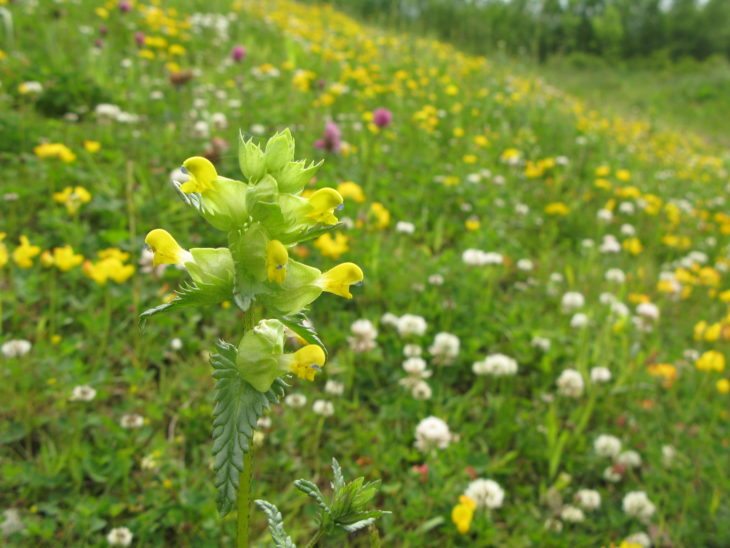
[145,229,193,266]
[180,156,218,194]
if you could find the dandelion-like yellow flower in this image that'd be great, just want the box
[451,495,476,534]
[696,350,725,373]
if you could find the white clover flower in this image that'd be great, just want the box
[531,336,551,351]
[170,338,183,350]
[610,301,630,318]
[561,292,584,312]
[402,357,430,377]
[2,339,32,358]
[414,416,452,452]
[616,450,642,469]
[600,235,621,253]
[624,532,652,547]
[621,223,636,236]
[590,367,612,384]
[560,505,584,523]
[594,435,622,458]
[403,344,422,358]
[605,268,626,283]
[464,478,505,509]
[428,274,444,285]
[411,380,432,400]
[603,466,622,483]
[661,445,676,467]
[517,259,534,271]
[574,489,601,511]
[619,202,635,214]
[1,508,24,536]
[599,292,616,305]
[95,103,122,120]
[581,239,594,248]
[544,517,563,532]
[141,453,160,471]
[557,369,584,397]
[70,385,97,402]
[106,527,133,546]
[250,123,266,135]
[397,314,427,337]
[120,414,144,429]
[193,120,210,138]
[312,400,334,417]
[622,491,656,522]
[428,332,460,365]
[348,319,378,353]
[570,313,589,329]
[515,203,529,215]
[395,221,415,234]
[285,393,307,408]
[324,380,345,396]
[636,302,659,321]
[381,312,400,327]
[473,353,518,377]
[211,112,228,130]
[597,208,613,222]
[256,416,272,430]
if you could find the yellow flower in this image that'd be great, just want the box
[623,237,643,255]
[465,218,480,231]
[616,169,631,181]
[696,350,725,373]
[83,257,135,285]
[53,186,92,214]
[717,379,730,394]
[168,44,186,56]
[145,229,192,266]
[369,202,391,229]
[44,245,84,272]
[451,495,476,534]
[12,236,41,268]
[266,240,289,283]
[307,188,343,225]
[314,232,349,259]
[318,262,364,299]
[34,143,76,163]
[289,345,326,381]
[545,202,569,216]
[83,140,101,153]
[337,181,366,203]
[181,156,217,193]
[595,165,610,177]
[462,154,477,164]
[0,233,7,269]
[647,363,677,387]
[98,248,130,262]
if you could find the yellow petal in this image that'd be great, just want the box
[145,229,191,266]
[307,188,343,225]
[266,240,289,284]
[290,345,326,381]
[319,262,364,299]
[181,156,218,193]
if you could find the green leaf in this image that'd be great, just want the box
[294,479,331,514]
[280,312,328,357]
[331,458,345,491]
[339,518,376,533]
[139,280,230,325]
[254,500,296,548]
[211,340,287,516]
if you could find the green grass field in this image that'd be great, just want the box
[1,1,729,546]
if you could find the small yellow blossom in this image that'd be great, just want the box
[53,186,92,214]
[337,181,366,203]
[34,143,76,163]
[696,351,725,373]
[465,218,480,231]
[647,363,677,387]
[266,240,288,283]
[369,202,391,229]
[290,345,326,381]
[12,236,41,268]
[318,262,364,299]
[451,495,476,534]
[43,245,84,272]
[83,140,101,153]
[623,237,643,255]
[314,232,349,260]
[717,379,730,394]
[0,233,7,269]
[545,202,569,216]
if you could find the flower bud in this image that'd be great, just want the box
[264,129,295,173]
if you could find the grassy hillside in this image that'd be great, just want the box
[1,0,728,546]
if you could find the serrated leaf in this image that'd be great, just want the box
[294,480,331,514]
[331,458,345,491]
[211,340,288,515]
[254,500,296,548]
[140,280,230,324]
[280,312,327,357]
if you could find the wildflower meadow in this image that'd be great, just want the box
[1,0,729,546]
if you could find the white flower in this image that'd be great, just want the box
[1,508,24,536]
[107,527,133,546]
[605,268,626,283]
[561,292,584,312]
[570,313,588,329]
[211,112,228,130]
[250,124,266,135]
[531,336,551,351]
[95,103,122,120]
[574,489,601,511]
[594,435,622,458]
[473,353,518,377]
[622,491,656,522]
[397,314,427,337]
[403,344,422,358]
[285,393,307,408]
[462,249,502,266]
[610,301,630,318]
[636,302,659,321]
[402,357,430,377]
[348,319,378,352]
[560,505,584,523]
[395,221,415,234]
[557,369,584,398]
[381,312,400,327]
[414,416,452,452]
[619,202,635,214]
[603,466,622,482]
[621,223,636,236]
[428,274,444,285]
[464,478,505,509]
[597,208,613,222]
[312,400,334,417]
[515,203,529,215]
[193,120,210,138]
[428,332,460,365]
[70,385,97,402]
[19,81,43,94]
[661,445,676,467]
[325,380,344,396]
[616,450,642,468]
[517,259,534,271]
[2,339,32,358]
[170,338,183,350]
[120,414,144,429]
[624,532,652,547]
[590,367,612,384]
[411,380,432,400]
[600,235,621,253]
[256,416,272,430]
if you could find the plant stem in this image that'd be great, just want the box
[237,449,254,547]
[304,528,325,548]
[237,308,258,547]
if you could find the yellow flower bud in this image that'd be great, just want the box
[145,229,192,266]
[290,345,326,381]
[318,262,364,299]
[266,240,289,284]
[180,156,218,194]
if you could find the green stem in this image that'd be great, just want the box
[237,449,254,548]
[237,308,258,547]
[304,528,325,548]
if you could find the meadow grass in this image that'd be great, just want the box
[0,0,728,546]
